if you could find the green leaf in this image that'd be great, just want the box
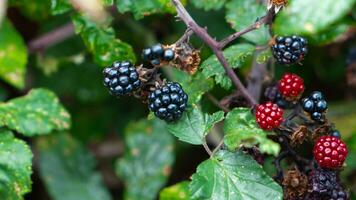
[190,150,283,200]
[116,119,175,200]
[274,0,356,35]
[37,133,111,200]
[0,19,27,89]
[116,0,175,19]
[72,14,136,67]
[201,44,255,89]
[167,106,224,145]
[0,89,71,136]
[50,0,72,15]
[223,108,280,156]
[0,129,32,199]
[308,23,349,45]
[225,0,270,44]
[256,49,272,64]
[169,68,214,104]
[191,0,226,11]
[160,181,191,200]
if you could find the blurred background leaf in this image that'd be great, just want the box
[37,133,112,200]
[116,119,175,200]
[0,19,27,89]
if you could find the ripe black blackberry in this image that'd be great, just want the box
[148,82,188,122]
[309,168,338,195]
[272,35,308,65]
[103,61,141,96]
[329,185,348,200]
[142,44,175,65]
[264,85,290,109]
[301,91,328,123]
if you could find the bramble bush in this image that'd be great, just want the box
[0,0,356,199]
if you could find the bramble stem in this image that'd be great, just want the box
[218,9,275,49]
[171,0,258,106]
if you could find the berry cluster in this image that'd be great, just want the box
[142,44,175,65]
[302,91,328,123]
[255,102,284,130]
[309,168,349,200]
[148,82,188,122]
[272,35,308,65]
[103,61,141,96]
[278,73,304,101]
[313,136,348,169]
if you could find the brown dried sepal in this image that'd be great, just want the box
[311,123,332,141]
[290,125,309,146]
[282,168,308,200]
[169,42,201,75]
[268,0,288,13]
[270,0,288,7]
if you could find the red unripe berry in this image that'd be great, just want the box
[313,136,348,169]
[255,102,284,131]
[278,73,304,100]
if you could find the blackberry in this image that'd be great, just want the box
[264,85,290,109]
[272,35,308,65]
[148,82,188,122]
[302,91,328,123]
[103,61,141,96]
[310,168,338,195]
[330,130,341,138]
[329,185,348,200]
[142,44,175,65]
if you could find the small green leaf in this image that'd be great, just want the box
[167,106,224,145]
[50,0,72,15]
[0,89,71,136]
[226,0,270,44]
[116,0,175,19]
[0,129,33,199]
[201,44,255,89]
[116,119,175,200]
[256,49,272,64]
[224,107,280,156]
[169,69,214,104]
[37,133,111,200]
[0,19,27,89]
[274,0,356,35]
[72,14,136,66]
[190,150,283,200]
[159,181,191,200]
[191,0,226,11]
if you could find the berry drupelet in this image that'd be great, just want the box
[310,168,338,195]
[330,130,341,138]
[103,61,141,96]
[264,85,290,109]
[142,44,175,65]
[272,35,308,65]
[255,102,284,131]
[148,82,188,122]
[329,185,349,200]
[313,136,348,169]
[278,73,304,101]
[302,91,328,123]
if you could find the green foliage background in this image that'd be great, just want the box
[0,0,355,199]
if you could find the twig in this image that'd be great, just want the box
[218,9,275,49]
[247,51,268,100]
[28,23,75,53]
[202,139,213,156]
[206,93,230,112]
[211,139,225,157]
[171,0,257,106]
[274,150,288,181]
